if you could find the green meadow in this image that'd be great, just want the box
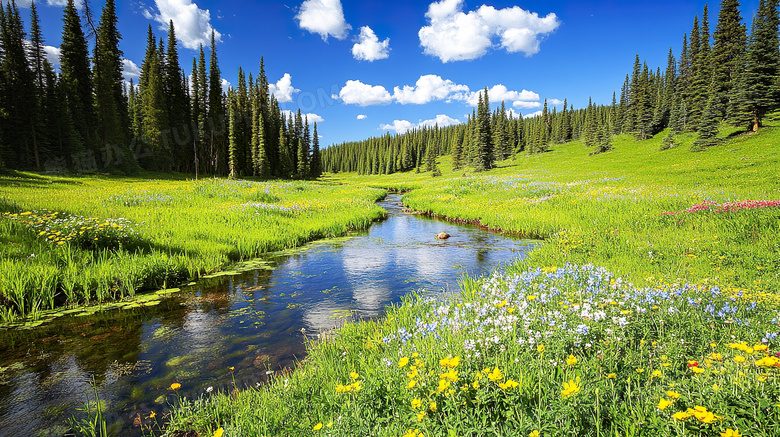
[164,123,780,437]
[0,175,385,325]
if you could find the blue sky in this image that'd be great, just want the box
[4,0,763,147]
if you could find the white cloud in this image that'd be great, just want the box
[512,100,542,109]
[524,110,543,119]
[43,45,61,68]
[122,59,140,81]
[380,119,415,134]
[221,78,231,93]
[418,0,560,62]
[268,73,300,103]
[357,114,368,120]
[464,84,539,106]
[548,98,564,105]
[282,110,325,123]
[296,0,351,41]
[393,74,469,105]
[143,0,221,50]
[351,26,390,61]
[381,114,462,134]
[338,80,392,106]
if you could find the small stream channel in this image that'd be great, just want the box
[0,194,539,436]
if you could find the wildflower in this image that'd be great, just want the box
[487,367,503,382]
[440,369,458,382]
[398,357,410,368]
[416,410,426,422]
[411,398,422,409]
[657,398,673,410]
[497,299,508,308]
[687,361,699,367]
[666,391,680,399]
[350,372,360,380]
[429,401,437,411]
[561,378,581,399]
[652,370,663,378]
[402,429,422,437]
[755,356,780,367]
[691,366,705,374]
[313,423,323,431]
[673,411,691,421]
[606,373,616,379]
[440,356,460,368]
[498,380,519,390]
[537,344,545,353]
[170,383,181,390]
[721,429,741,437]
[437,379,451,393]
[530,431,540,437]
[149,410,156,419]
[709,353,724,361]
[407,367,419,379]
[211,428,224,437]
[733,355,746,364]
[636,368,645,374]
[754,344,768,352]
[407,380,417,389]
[566,355,578,366]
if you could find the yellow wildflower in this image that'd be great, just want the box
[211,428,224,437]
[411,398,422,409]
[429,401,437,411]
[561,377,581,399]
[170,383,181,390]
[350,372,360,380]
[721,429,741,437]
[313,423,323,431]
[606,373,616,379]
[439,356,460,368]
[657,398,673,410]
[537,344,545,353]
[733,355,746,364]
[530,431,540,437]
[566,355,578,366]
[439,369,458,382]
[416,410,426,422]
[666,391,680,399]
[498,379,520,390]
[407,380,417,390]
[398,357,410,368]
[487,367,503,382]
[672,411,691,421]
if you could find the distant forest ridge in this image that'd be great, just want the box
[322,0,780,176]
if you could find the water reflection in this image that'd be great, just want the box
[0,194,537,436]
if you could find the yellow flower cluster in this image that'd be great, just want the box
[561,377,581,399]
[336,374,363,394]
[672,405,721,424]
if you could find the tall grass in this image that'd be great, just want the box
[0,175,386,324]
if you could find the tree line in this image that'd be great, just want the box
[0,0,321,179]
[323,0,779,176]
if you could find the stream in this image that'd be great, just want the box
[0,194,538,436]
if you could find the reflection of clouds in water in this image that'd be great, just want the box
[301,300,352,331]
[352,283,392,313]
[410,244,452,285]
[341,244,387,277]
[181,310,221,352]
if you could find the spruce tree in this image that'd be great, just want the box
[740,0,780,131]
[94,0,127,150]
[310,122,321,178]
[475,88,493,169]
[711,0,747,118]
[164,20,189,170]
[693,78,721,150]
[207,31,225,173]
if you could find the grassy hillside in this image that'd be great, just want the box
[332,123,780,295]
[166,123,780,437]
[0,174,386,325]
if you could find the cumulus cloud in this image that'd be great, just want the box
[338,80,392,106]
[338,76,541,109]
[221,78,231,93]
[143,0,221,50]
[524,110,543,119]
[512,100,542,109]
[296,0,351,41]
[381,114,462,134]
[393,74,469,105]
[548,98,564,105]
[122,59,141,81]
[352,26,390,61]
[282,110,325,123]
[464,84,539,106]
[357,114,368,120]
[268,73,300,103]
[418,0,560,62]
[43,45,61,68]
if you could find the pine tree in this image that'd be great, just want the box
[28,1,45,89]
[739,0,780,131]
[711,0,747,118]
[660,129,679,150]
[310,122,322,178]
[94,0,128,152]
[61,0,98,159]
[297,113,310,178]
[584,97,597,146]
[475,87,493,169]
[693,78,721,149]
[164,20,189,170]
[207,31,225,173]
[1,1,38,168]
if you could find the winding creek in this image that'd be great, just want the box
[0,194,539,436]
